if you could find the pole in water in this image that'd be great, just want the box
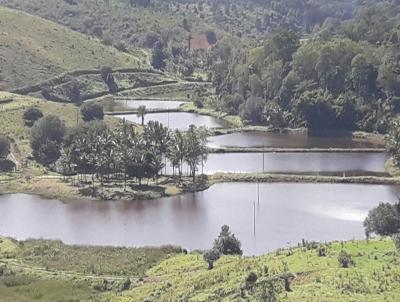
[262,144,265,173]
[167,108,170,128]
[257,181,260,207]
[253,200,256,235]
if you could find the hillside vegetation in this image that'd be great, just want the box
[0,6,147,90]
[0,92,120,157]
[0,0,373,77]
[0,237,398,301]
[214,2,400,134]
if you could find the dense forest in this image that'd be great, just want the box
[213,2,400,133]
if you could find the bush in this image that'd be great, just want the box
[0,135,10,159]
[205,30,217,45]
[68,82,81,103]
[23,107,43,126]
[246,272,258,284]
[194,98,204,108]
[318,246,327,257]
[0,159,16,172]
[203,249,220,270]
[81,102,104,122]
[338,250,355,268]
[1,275,33,287]
[392,233,400,252]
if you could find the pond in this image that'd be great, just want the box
[116,112,229,130]
[166,152,388,175]
[0,183,398,255]
[115,100,184,110]
[208,131,384,149]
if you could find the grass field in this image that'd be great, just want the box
[1,236,398,301]
[0,237,182,302]
[0,6,147,90]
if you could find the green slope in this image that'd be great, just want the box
[0,6,148,90]
[1,236,398,301]
[112,239,400,302]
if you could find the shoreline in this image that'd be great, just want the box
[208,147,386,153]
[1,172,400,203]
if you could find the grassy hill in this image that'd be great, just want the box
[0,237,398,301]
[0,6,148,90]
[0,92,120,158]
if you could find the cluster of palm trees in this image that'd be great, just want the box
[57,119,208,190]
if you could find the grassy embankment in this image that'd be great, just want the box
[0,236,182,302]
[0,236,398,301]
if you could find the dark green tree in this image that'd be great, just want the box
[213,225,243,255]
[81,102,104,122]
[23,107,43,126]
[151,41,166,70]
[364,202,400,237]
[30,115,66,164]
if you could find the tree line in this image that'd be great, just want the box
[27,109,208,188]
[213,2,400,134]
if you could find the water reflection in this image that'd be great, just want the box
[166,152,388,174]
[208,132,384,149]
[116,100,184,110]
[116,112,228,130]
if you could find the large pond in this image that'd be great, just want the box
[208,132,384,149]
[166,152,388,175]
[116,112,228,130]
[1,183,398,255]
[116,100,184,110]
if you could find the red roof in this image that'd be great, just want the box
[190,34,211,50]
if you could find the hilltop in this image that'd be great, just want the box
[0,6,147,90]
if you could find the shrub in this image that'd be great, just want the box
[205,30,217,45]
[203,249,220,270]
[69,82,81,103]
[1,275,33,287]
[246,272,258,284]
[318,246,327,257]
[118,278,131,292]
[194,98,204,108]
[23,107,43,126]
[338,250,355,268]
[81,102,104,122]
[0,159,16,172]
[392,233,400,251]
[0,135,10,159]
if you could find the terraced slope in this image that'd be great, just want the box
[0,6,148,90]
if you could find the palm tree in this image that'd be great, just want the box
[144,121,169,175]
[137,105,146,126]
[167,129,186,178]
